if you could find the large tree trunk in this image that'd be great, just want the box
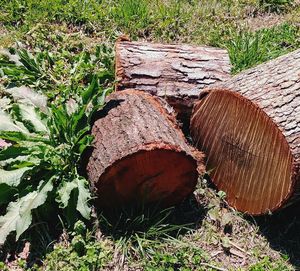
[115,40,231,127]
[87,90,204,209]
[190,49,300,215]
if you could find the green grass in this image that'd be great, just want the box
[249,256,292,271]
[1,0,299,73]
[218,23,300,73]
[37,221,114,271]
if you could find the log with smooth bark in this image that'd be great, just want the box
[191,49,300,215]
[115,40,231,125]
[87,90,205,209]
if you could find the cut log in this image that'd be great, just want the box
[191,49,300,215]
[115,40,231,126]
[86,90,204,209]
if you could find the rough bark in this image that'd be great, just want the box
[115,40,231,126]
[191,49,300,215]
[86,90,204,209]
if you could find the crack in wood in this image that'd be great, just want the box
[221,134,259,168]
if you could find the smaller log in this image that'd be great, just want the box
[115,40,231,126]
[86,90,204,209]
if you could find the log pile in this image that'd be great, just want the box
[87,90,205,209]
[115,40,231,126]
[191,49,300,215]
[86,39,299,216]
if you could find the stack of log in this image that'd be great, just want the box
[87,38,299,215]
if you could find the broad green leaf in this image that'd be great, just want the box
[18,49,40,74]
[77,135,93,154]
[96,87,111,107]
[51,106,67,130]
[76,177,91,219]
[4,86,47,113]
[50,106,69,141]
[56,179,78,208]
[56,177,91,219]
[81,76,98,104]
[0,178,53,244]
[0,131,49,144]
[0,155,30,167]
[0,167,31,186]
[16,104,48,133]
[71,105,88,135]
[0,146,29,161]
[0,109,28,133]
[0,184,17,205]
[0,97,11,111]
[74,126,90,144]
[0,155,40,168]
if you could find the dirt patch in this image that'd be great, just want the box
[0,24,14,48]
[244,14,286,31]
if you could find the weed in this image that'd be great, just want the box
[0,43,114,99]
[0,44,113,245]
[143,246,208,271]
[249,256,293,270]
[36,221,113,271]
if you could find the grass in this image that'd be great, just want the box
[259,0,295,13]
[219,23,300,73]
[0,0,299,270]
[1,1,299,73]
[26,182,294,270]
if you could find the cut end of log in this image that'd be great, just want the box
[191,89,295,215]
[94,148,198,209]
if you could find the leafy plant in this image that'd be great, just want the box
[143,246,207,271]
[35,221,113,271]
[0,0,104,26]
[249,256,293,271]
[0,48,111,244]
[0,44,114,99]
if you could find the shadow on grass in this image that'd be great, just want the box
[0,210,64,267]
[252,202,300,269]
[96,193,208,262]
[0,192,207,268]
[98,193,207,244]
